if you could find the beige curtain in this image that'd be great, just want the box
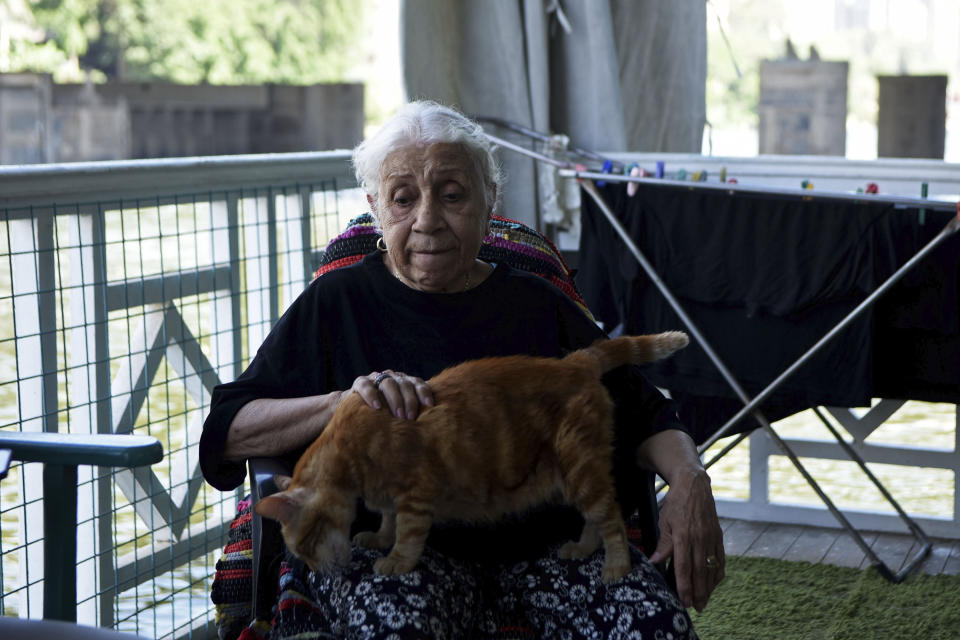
[401,0,706,228]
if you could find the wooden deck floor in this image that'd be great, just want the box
[720,517,960,577]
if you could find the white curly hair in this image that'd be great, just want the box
[352,100,503,214]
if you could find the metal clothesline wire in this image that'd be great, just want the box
[483,126,960,582]
[564,169,959,211]
[476,117,623,170]
[485,132,571,168]
[485,130,957,211]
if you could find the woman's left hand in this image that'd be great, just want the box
[648,468,725,612]
[351,370,434,420]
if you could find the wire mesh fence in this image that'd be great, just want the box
[0,153,360,638]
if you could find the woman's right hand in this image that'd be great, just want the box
[350,370,434,421]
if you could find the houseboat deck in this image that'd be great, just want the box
[722,517,960,576]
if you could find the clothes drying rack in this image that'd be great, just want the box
[481,123,960,582]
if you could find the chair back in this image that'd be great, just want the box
[314,213,592,319]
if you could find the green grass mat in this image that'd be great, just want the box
[689,556,960,639]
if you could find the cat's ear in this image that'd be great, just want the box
[254,488,310,525]
[274,474,292,491]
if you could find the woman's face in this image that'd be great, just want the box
[374,142,491,293]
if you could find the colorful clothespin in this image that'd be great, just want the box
[865,182,879,194]
[597,160,614,187]
[720,166,727,183]
[676,169,688,181]
[801,179,814,190]
[627,165,641,197]
[574,163,588,183]
[919,182,928,225]
[656,161,665,179]
[691,170,703,182]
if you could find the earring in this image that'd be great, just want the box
[376,236,387,252]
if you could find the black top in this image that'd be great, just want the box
[200,251,685,559]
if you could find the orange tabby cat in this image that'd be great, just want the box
[254,331,689,583]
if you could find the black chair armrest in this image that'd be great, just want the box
[0,617,149,639]
[249,455,291,503]
[247,456,293,621]
[0,447,12,480]
[0,431,162,622]
[0,431,161,468]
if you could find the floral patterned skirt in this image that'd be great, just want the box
[266,543,697,640]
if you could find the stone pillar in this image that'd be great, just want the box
[301,83,364,151]
[877,75,947,159]
[758,59,848,156]
[0,73,52,164]
[50,81,130,162]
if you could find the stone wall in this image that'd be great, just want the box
[0,73,364,164]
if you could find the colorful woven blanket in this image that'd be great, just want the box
[314,213,593,320]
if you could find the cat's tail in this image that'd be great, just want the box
[570,332,689,376]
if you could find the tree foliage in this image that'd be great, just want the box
[2,0,364,84]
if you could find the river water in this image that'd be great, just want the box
[708,400,957,517]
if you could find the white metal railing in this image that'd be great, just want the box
[731,402,960,539]
[0,152,359,638]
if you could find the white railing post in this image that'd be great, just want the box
[279,191,307,311]
[267,191,279,324]
[955,404,959,532]
[66,207,116,627]
[300,186,315,285]
[241,196,272,354]
[11,213,57,619]
[208,198,237,383]
[748,428,772,510]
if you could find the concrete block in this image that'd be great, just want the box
[877,75,947,159]
[759,59,848,156]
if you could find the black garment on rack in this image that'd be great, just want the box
[576,182,960,444]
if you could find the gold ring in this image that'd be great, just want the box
[705,555,720,568]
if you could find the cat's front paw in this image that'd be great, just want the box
[353,531,392,549]
[558,539,598,560]
[601,558,630,584]
[374,552,418,575]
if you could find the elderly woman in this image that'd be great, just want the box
[200,101,723,639]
